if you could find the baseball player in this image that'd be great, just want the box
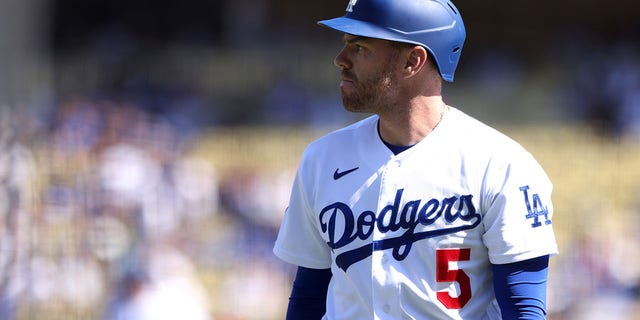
[273,0,558,319]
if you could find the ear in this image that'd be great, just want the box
[403,46,428,77]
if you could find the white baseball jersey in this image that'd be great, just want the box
[273,107,558,320]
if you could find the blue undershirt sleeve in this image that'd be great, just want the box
[286,266,332,320]
[492,255,550,320]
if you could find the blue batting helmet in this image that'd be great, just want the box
[318,0,466,82]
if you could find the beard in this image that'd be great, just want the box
[340,61,399,114]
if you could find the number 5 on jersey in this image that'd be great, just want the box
[436,248,471,309]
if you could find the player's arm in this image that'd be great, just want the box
[491,255,550,319]
[286,266,332,320]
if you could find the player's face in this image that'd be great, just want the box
[334,35,404,113]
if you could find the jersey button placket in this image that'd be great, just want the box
[372,159,403,318]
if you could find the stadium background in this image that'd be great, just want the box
[0,0,639,319]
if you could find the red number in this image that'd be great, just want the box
[436,248,472,309]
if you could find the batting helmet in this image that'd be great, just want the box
[318,0,466,82]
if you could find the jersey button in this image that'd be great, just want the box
[382,304,391,313]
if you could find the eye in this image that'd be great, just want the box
[350,43,365,53]
[342,37,367,53]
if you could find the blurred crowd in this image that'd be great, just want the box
[0,98,298,319]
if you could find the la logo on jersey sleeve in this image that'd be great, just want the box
[519,185,551,228]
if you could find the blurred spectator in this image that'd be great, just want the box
[104,244,211,320]
[548,232,640,319]
[0,108,39,319]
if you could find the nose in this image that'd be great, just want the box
[334,46,350,69]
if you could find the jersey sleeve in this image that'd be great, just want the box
[273,156,333,269]
[481,149,558,265]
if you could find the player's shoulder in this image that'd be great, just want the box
[303,115,378,156]
[446,107,528,154]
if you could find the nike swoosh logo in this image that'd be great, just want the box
[333,167,359,180]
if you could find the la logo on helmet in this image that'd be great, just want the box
[346,0,358,12]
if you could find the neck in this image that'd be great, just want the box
[377,96,446,146]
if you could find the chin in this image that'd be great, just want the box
[342,102,368,113]
[341,97,356,111]
[341,93,371,113]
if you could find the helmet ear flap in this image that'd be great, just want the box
[318,0,466,82]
